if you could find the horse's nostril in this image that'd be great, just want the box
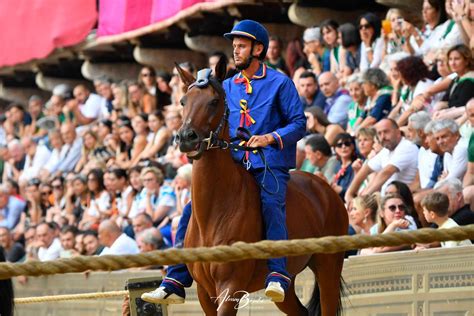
[186,130,198,141]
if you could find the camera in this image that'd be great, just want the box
[126,276,168,316]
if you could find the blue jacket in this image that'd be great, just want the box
[223,64,306,169]
[0,196,26,230]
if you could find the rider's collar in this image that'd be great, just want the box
[238,63,267,81]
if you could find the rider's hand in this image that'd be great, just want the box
[247,134,275,148]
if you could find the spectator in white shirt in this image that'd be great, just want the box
[358,13,384,71]
[39,129,64,180]
[36,222,62,261]
[406,112,438,190]
[68,84,109,126]
[18,137,51,186]
[98,219,139,256]
[432,119,468,181]
[346,118,419,203]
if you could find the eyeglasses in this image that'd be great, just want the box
[335,141,353,148]
[359,24,371,30]
[142,178,156,183]
[387,204,407,212]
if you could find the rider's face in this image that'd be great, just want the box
[232,37,254,70]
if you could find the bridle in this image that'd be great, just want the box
[186,68,254,153]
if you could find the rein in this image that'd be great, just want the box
[187,68,279,195]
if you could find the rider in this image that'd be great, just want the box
[142,20,306,304]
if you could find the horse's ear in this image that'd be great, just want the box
[214,56,227,82]
[175,62,195,90]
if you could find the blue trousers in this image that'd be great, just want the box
[164,167,291,294]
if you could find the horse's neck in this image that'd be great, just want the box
[192,148,238,201]
[191,133,243,227]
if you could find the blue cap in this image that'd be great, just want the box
[224,20,269,59]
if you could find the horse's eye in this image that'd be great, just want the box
[209,99,219,108]
[180,98,186,107]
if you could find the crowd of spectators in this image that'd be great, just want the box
[0,0,473,269]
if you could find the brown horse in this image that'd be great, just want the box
[175,58,348,316]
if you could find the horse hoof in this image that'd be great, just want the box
[265,282,285,303]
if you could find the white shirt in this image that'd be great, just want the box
[0,127,6,146]
[360,37,384,71]
[443,137,468,181]
[86,191,111,218]
[100,233,139,256]
[418,147,438,189]
[56,137,83,173]
[116,186,133,217]
[134,185,177,218]
[79,93,109,120]
[368,138,419,193]
[20,144,51,182]
[400,79,434,114]
[38,238,62,261]
[439,218,472,248]
[43,147,62,173]
[412,20,463,56]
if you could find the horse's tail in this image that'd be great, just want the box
[306,276,346,316]
[306,278,321,316]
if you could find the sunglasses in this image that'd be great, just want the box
[387,204,407,212]
[335,141,353,148]
[28,178,41,186]
[359,24,371,30]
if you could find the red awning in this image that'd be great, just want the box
[0,0,97,68]
[97,0,249,44]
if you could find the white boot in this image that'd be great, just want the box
[264,281,285,302]
[141,286,185,304]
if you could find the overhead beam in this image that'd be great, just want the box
[81,60,142,82]
[288,3,364,27]
[0,83,50,105]
[133,46,207,71]
[35,73,89,92]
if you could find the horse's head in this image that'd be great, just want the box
[175,57,228,159]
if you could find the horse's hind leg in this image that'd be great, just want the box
[275,277,308,316]
[197,284,218,316]
[311,253,345,316]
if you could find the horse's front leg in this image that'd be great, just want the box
[197,284,218,316]
[213,284,246,316]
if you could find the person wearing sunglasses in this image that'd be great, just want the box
[358,12,384,71]
[360,193,417,255]
[138,66,157,96]
[332,133,358,201]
